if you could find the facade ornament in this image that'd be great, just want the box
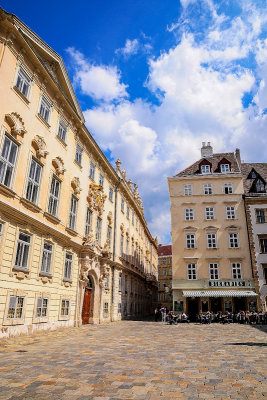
[107,211,113,225]
[120,223,124,233]
[42,59,59,85]
[52,157,66,176]
[133,183,139,199]
[127,178,133,189]
[121,168,127,180]
[88,184,107,215]
[101,239,111,259]
[5,112,27,137]
[32,135,49,159]
[99,264,109,288]
[83,232,102,256]
[71,177,82,196]
[115,158,121,171]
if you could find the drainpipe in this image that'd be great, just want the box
[111,179,121,320]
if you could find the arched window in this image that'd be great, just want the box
[87,276,93,288]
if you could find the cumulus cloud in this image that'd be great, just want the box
[115,37,153,59]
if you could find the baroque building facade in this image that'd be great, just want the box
[157,245,172,310]
[168,143,258,321]
[0,8,158,338]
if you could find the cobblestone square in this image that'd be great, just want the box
[0,321,266,400]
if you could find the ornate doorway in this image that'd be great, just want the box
[82,277,93,324]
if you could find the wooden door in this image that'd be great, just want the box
[82,288,92,324]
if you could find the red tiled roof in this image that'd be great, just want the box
[158,245,172,256]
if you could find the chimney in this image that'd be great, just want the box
[235,148,241,168]
[201,142,213,158]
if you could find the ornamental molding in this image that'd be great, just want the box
[107,211,113,225]
[87,184,107,215]
[5,112,27,137]
[32,135,49,159]
[52,156,66,176]
[71,177,82,196]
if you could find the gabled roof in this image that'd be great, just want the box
[175,152,240,177]
[158,245,172,256]
[241,163,267,194]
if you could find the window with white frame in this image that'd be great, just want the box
[89,161,95,180]
[109,187,113,201]
[40,242,53,274]
[96,216,102,243]
[99,173,104,187]
[7,296,24,319]
[14,231,31,269]
[121,198,124,212]
[16,67,31,98]
[120,234,124,258]
[69,195,78,231]
[126,205,130,218]
[203,183,213,194]
[75,143,82,165]
[205,207,215,220]
[58,121,67,142]
[39,96,51,122]
[259,237,267,253]
[104,302,109,313]
[64,253,72,280]
[186,233,196,249]
[48,176,60,216]
[26,158,42,204]
[226,206,236,219]
[256,209,265,224]
[36,297,48,317]
[201,165,210,174]
[207,232,217,248]
[185,208,194,221]
[184,184,193,195]
[223,182,233,194]
[187,263,197,280]
[107,224,112,243]
[209,263,219,280]
[228,232,239,248]
[85,208,92,237]
[221,164,230,173]
[61,299,70,316]
[231,262,242,279]
[0,135,18,188]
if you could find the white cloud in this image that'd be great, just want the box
[116,39,139,57]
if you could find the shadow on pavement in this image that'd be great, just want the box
[225,342,267,347]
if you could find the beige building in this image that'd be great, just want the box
[242,163,267,312]
[157,245,172,310]
[168,143,257,320]
[0,8,158,338]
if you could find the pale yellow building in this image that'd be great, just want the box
[0,8,158,338]
[168,143,257,320]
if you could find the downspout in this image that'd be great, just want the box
[111,178,121,319]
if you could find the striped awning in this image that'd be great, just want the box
[182,290,258,297]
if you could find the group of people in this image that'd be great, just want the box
[154,307,189,323]
[197,310,267,324]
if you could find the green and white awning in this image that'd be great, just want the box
[182,290,258,297]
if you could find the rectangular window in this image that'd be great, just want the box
[185,208,194,221]
[186,233,196,249]
[16,67,31,98]
[262,264,267,284]
[75,143,82,165]
[126,240,129,262]
[259,238,267,253]
[61,299,70,316]
[121,198,124,212]
[107,225,112,243]
[184,184,193,195]
[126,205,130,218]
[69,195,78,231]
[36,297,48,317]
[85,208,92,237]
[131,243,134,264]
[104,302,109,314]
[99,173,104,187]
[256,209,265,224]
[119,273,122,291]
[223,183,233,194]
[209,263,219,280]
[26,158,42,204]
[118,303,122,314]
[226,206,236,219]
[48,176,60,216]
[39,96,51,122]
[203,183,213,194]
[120,234,124,258]
[229,232,239,248]
[187,263,197,280]
[125,275,128,293]
[58,121,67,142]
[109,187,113,201]
[163,269,167,275]
[231,262,242,279]
[221,164,230,173]
[207,233,217,248]
[64,253,72,280]
[14,232,31,269]
[205,207,215,220]
[0,135,18,188]
[7,296,24,319]
[96,217,102,243]
[89,161,95,180]
[40,242,53,274]
[201,165,210,174]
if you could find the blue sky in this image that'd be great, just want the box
[3,0,267,243]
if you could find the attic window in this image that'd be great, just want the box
[221,164,230,173]
[256,179,265,193]
[251,171,257,179]
[201,165,210,174]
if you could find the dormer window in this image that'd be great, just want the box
[221,164,230,173]
[256,179,265,193]
[201,165,210,174]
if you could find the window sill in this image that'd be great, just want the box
[36,113,50,129]
[13,85,30,105]
[63,278,72,283]
[32,317,48,324]
[0,183,16,198]
[74,159,82,170]
[56,135,67,148]
[44,212,61,224]
[65,227,78,236]
[3,319,25,326]
[20,198,42,213]
[13,266,30,273]
[58,315,70,321]
[39,272,52,278]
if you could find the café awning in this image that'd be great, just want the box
[182,290,258,297]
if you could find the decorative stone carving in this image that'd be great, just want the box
[115,158,121,170]
[52,157,66,176]
[71,177,82,195]
[127,178,133,189]
[99,265,109,288]
[32,135,49,159]
[121,168,127,180]
[107,211,113,225]
[87,184,107,215]
[120,223,124,233]
[5,112,27,137]
[42,60,59,85]
[101,240,111,259]
[83,232,102,255]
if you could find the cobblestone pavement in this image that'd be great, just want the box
[0,321,266,400]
